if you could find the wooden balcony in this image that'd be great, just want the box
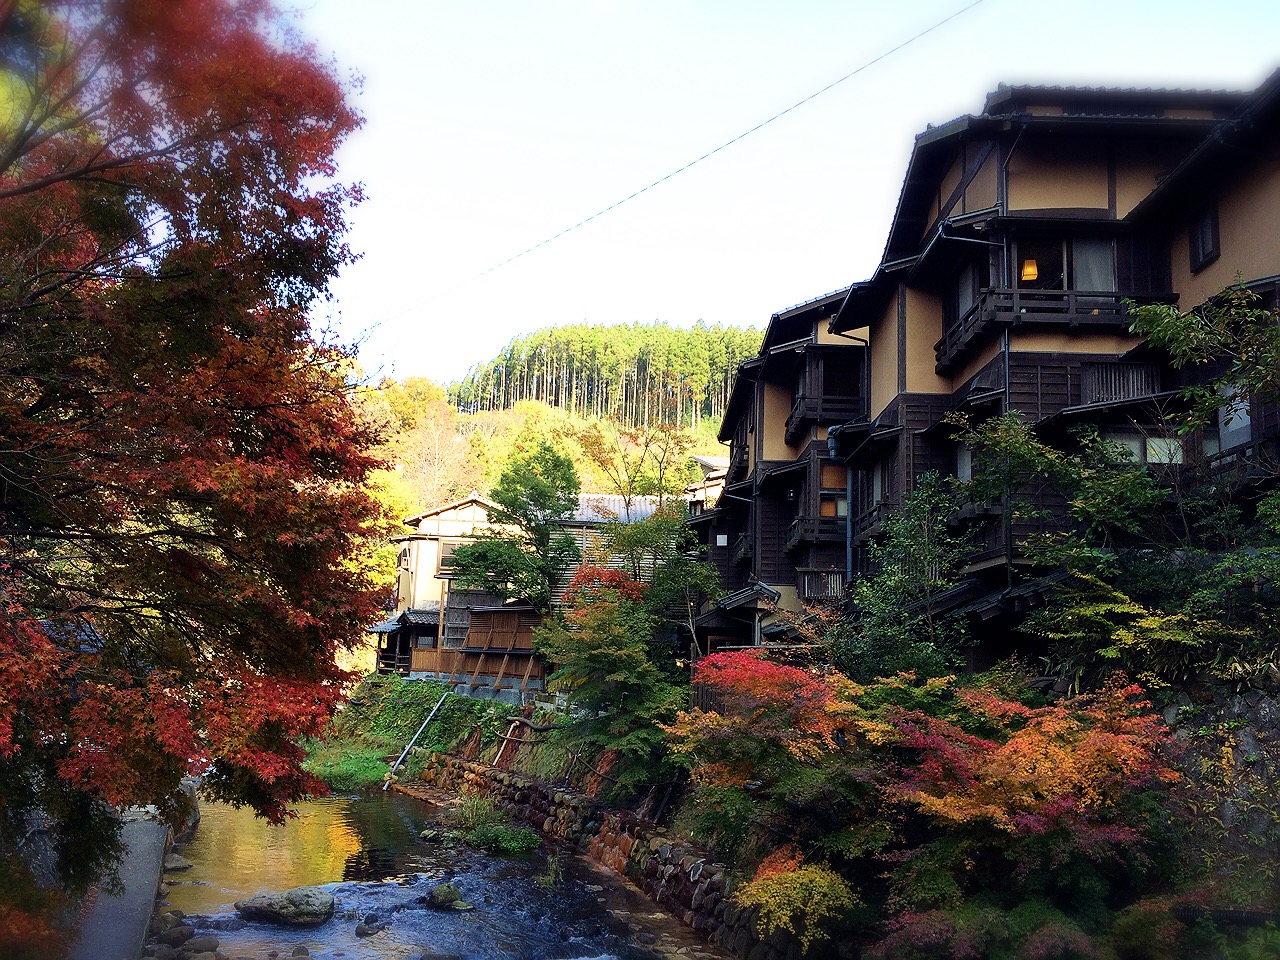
[785,516,844,552]
[731,533,753,566]
[785,395,863,446]
[934,289,1175,374]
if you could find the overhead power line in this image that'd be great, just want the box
[475,0,989,279]
[358,0,989,350]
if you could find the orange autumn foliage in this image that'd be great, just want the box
[890,680,1178,847]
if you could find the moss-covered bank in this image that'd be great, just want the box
[304,675,514,790]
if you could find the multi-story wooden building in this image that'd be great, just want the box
[370,493,503,678]
[826,81,1252,577]
[698,71,1280,650]
[373,492,661,703]
[689,289,867,649]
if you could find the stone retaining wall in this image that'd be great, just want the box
[1164,685,1280,860]
[410,752,800,960]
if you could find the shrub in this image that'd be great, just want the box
[734,859,858,952]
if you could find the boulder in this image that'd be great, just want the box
[426,883,460,908]
[149,910,186,935]
[179,935,219,954]
[425,882,474,912]
[235,886,335,927]
[158,925,196,947]
[163,854,194,872]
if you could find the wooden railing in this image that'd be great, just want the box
[408,646,546,691]
[799,569,844,601]
[934,289,1174,373]
[785,516,844,552]
[731,533,753,565]
[853,502,896,541]
[785,395,863,445]
[377,650,412,676]
[1080,362,1162,405]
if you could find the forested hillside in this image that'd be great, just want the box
[448,321,763,431]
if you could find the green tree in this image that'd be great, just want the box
[839,473,969,681]
[602,506,720,661]
[450,442,580,611]
[1129,284,1280,431]
[533,567,683,798]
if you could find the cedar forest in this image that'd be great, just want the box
[1,2,1279,959]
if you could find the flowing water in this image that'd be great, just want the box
[161,792,723,960]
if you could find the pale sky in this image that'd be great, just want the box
[297,0,1280,386]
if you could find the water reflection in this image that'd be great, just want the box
[167,796,378,914]
[343,847,400,882]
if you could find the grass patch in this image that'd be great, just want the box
[303,741,391,791]
[457,793,505,830]
[448,791,541,856]
[465,824,542,855]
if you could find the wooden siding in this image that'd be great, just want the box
[755,492,796,585]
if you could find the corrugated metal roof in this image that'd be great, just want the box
[571,493,661,523]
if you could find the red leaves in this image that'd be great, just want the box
[0,0,383,908]
[689,650,844,750]
[693,651,836,715]
[675,655,1177,864]
[0,607,71,760]
[667,652,850,787]
[752,843,805,883]
[562,565,647,606]
[60,673,199,808]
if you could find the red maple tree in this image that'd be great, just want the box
[0,2,384,952]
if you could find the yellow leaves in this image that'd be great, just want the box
[733,861,858,952]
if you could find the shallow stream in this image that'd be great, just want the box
[161,791,723,960]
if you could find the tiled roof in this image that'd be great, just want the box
[402,606,440,625]
[771,286,852,321]
[366,605,440,632]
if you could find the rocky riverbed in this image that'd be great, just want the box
[141,793,728,960]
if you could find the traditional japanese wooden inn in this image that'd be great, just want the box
[692,71,1280,656]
